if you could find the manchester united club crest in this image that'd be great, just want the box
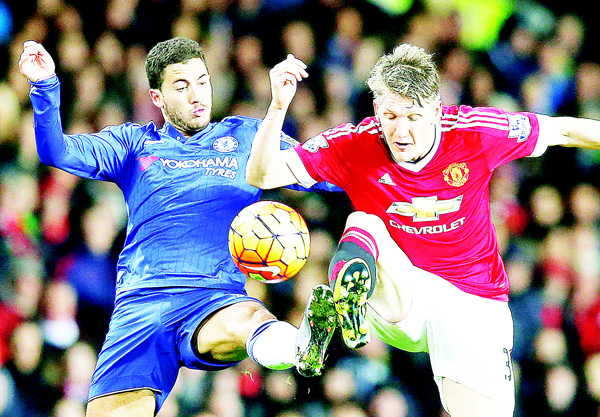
[443,162,469,187]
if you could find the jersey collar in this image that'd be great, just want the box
[160,122,215,143]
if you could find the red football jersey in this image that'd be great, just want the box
[285,105,546,301]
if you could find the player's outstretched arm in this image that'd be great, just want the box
[538,114,600,149]
[18,40,70,168]
[247,55,308,189]
[18,41,128,182]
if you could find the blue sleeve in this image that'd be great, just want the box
[29,75,134,183]
[279,132,343,193]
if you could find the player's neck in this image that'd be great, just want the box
[393,124,438,165]
[413,124,437,163]
[166,122,210,139]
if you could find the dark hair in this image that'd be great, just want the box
[145,37,208,90]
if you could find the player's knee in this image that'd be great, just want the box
[226,304,275,342]
[214,308,275,361]
[197,302,274,359]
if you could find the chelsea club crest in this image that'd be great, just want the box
[213,136,239,153]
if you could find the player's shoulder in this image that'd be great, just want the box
[99,121,157,142]
[321,116,380,140]
[441,104,509,121]
[299,117,379,154]
[218,115,297,148]
[219,115,261,129]
[214,115,262,143]
[441,104,514,135]
[355,116,380,136]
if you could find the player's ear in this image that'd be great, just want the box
[149,89,164,109]
[432,100,442,124]
[373,100,379,119]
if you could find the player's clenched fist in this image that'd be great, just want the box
[268,54,308,111]
[19,41,56,82]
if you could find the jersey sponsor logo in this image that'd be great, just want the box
[204,167,237,179]
[137,155,160,171]
[138,155,239,178]
[302,134,329,153]
[160,156,239,170]
[378,173,397,186]
[212,136,238,153]
[160,156,239,179]
[443,162,469,187]
[507,113,531,143]
[387,195,463,222]
[389,217,466,234]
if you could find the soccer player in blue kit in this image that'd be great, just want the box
[19,37,337,416]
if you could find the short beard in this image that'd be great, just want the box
[163,103,210,136]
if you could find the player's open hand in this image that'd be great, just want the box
[268,54,308,110]
[19,41,56,82]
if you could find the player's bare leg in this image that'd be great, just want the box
[357,212,415,323]
[331,211,414,348]
[333,214,515,416]
[86,389,156,417]
[195,301,277,362]
[198,297,336,376]
[442,378,513,417]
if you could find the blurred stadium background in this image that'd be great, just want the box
[2,0,600,416]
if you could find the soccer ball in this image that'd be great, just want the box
[229,201,310,283]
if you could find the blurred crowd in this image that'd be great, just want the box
[2,0,600,416]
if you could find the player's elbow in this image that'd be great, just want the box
[247,168,289,190]
[246,156,298,189]
[37,151,57,167]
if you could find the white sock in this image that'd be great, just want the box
[246,320,297,370]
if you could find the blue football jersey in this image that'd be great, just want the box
[30,75,338,295]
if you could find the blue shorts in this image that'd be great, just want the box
[88,287,260,410]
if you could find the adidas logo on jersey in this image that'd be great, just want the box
[378,173,396,186]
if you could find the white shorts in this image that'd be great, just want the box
[367,268,515,412]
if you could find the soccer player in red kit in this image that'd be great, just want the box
[246,44,600,417]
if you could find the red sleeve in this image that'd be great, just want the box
[446,106,540,170]
[293,118,380,188]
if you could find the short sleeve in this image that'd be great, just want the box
[458,106,541,170]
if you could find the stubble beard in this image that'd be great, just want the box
[163,103,210,136]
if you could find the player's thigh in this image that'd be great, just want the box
[442,378,513,417]
[195,300,276,358]
[428,286,515,414]
[344,211,416,322]
[86,389,155,417]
